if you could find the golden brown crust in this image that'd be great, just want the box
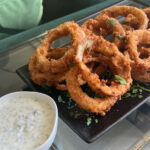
[82,15,126,48]
[75,36,132,97]
[66,66,119,116]
[125,30,150,82]
[33,21,87,74]
[100,6,148,29]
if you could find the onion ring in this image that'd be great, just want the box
[125,30,150,82]
[100,6,148,29]
[75,36,132,96]
[66,66,119,116]
[82,15,125,48]
[125,8,150,29]
[34,21,86,74]
[29,54,66,86]
[49,46,70,59]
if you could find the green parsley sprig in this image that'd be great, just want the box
[58,96,65,103]
[86,117,92,126]
[116,34,126,41]
[41,85,51,94]
[114,75,127,84]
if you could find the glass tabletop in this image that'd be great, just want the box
[1,0,150,149]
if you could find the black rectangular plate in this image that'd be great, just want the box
[16,65,150,143]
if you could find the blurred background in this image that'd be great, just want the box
[0,0,105,40]
[41,0,105,24]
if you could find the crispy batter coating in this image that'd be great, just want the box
[125,30,150,82]
[34,21,86,74]
[49,46,70,59]
[29,54,66,86]
[66,66,119,116]
[82,15,125,48]
[122,24,134,32]
[75,35,132,97]
[125,7,150,29]
[101,6,148,29]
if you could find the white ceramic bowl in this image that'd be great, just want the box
[0,91,58,150]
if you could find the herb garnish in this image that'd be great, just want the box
[136,84,150,92]
[66,91,71,98]
[132,88,138,93]
[69,112,81,118]
[114,75,127,84]
[131,94,137,98]
[69,62,76,67]
[41,85,49,90]
[122,92,131,98]
[108,20,117,26]
[67,105,75,110]
[41,85,51,93]
[58,95,65,103]
[138,95,143,99]
[95,119,99,123]
[139,89,143,93]
[87,117,92,126]
[74,113,81,119]
[69,112,74,117]
[116,34,126,41]
[122,82,150,99]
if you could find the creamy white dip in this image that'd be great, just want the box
[0,97,54,150]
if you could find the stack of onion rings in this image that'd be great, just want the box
[29,5,150,116]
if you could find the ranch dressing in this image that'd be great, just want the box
[0,97,54,150]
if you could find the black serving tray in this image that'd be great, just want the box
[14,0,150,143]
[16,65,150,143]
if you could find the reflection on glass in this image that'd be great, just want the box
[128,130,150,150]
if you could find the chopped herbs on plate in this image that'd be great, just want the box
[122,82,150,99]
[69,112,74,117]
[58,95,65,103]
[41,85,51,93]
[69,112,81,119]
[95,119,99,123]
[122,92,131,98]
[87,117,92,126]
[136,84,150,92]
[74,113,81,119]
[41,85,49,90]
[138,95,143,98]
[66,91,71,98]
[67,105,75,110]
